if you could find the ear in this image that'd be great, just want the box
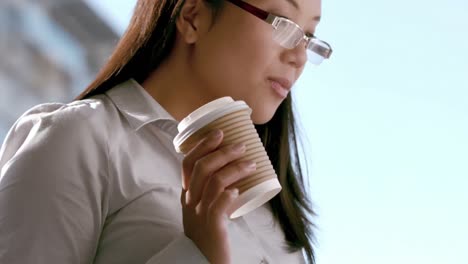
[176,0,205,44]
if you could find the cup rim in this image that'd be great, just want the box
[173,99,251,153]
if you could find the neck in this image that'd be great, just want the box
[140,48,216,122]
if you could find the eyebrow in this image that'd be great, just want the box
[285,0,299,9]
[285,0,321,21]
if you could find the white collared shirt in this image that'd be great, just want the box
[0,79,306,264]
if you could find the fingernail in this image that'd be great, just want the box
[231,189,239,197]
[211,129,223,139]
[243,161,257,171]
[231,143,246,153]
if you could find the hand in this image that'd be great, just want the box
[180,129,256,264]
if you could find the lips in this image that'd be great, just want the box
[268,77,293,98]
[268,77,292,91]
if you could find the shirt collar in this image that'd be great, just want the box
[106,79,179,132]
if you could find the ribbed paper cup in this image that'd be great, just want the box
[173,97,282,219]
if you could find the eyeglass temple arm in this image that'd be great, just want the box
[225,0,270,20]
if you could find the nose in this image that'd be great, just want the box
[280,40,308,68]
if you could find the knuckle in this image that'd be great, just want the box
[181,197,193,210]
[224,145,243,157]
[219,145,232,155]
[237,163,248,173]
[211,175,226,190]
[208,203,222,218]
[184,200,196,210]
[193,158,208,173]
[206,204,216,217]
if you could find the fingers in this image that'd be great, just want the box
[182,129,223,190]
[180,188,187,207]
[209,188,239,220]
[186,142,248,207]
[199,160,256,211]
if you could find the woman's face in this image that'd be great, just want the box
[188,0,322,124]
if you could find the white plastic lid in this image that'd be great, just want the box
[177,97,234,132]
[173,97,252,153]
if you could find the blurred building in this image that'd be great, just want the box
[0,0,119,140]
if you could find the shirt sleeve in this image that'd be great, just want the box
[144,234,210,264]
[0,104,110,264]
[0,103,210,264]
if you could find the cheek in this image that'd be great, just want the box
[192,15,283,124]
[219,23,277,86]
[216,12,276,65]
[232,23,276,69]
[195,21,276,94]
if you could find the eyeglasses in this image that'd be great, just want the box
[225,0,333,65]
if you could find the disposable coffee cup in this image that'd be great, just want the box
[173,97,282,219]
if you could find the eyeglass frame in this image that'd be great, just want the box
[224,0,333,61]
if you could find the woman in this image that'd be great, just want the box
[0,0,332,263]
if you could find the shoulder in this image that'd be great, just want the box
[0,95,117,168]
[14,95,115,133]
[0,98,116,260]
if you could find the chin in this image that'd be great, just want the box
[242,95,281,125]
[251,110,276,125]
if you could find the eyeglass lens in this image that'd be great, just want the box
[272,18,329,64]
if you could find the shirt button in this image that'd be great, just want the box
[260,258,268,264]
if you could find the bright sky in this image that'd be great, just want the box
[84,0,468,263]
